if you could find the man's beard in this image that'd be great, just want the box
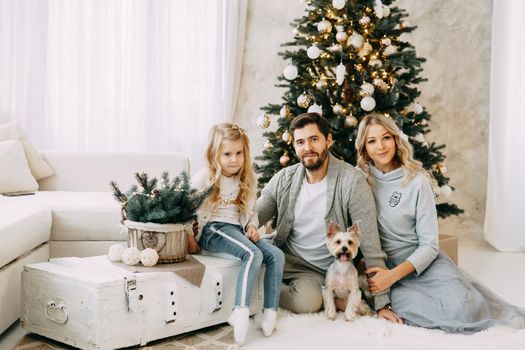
[300,148,328,170]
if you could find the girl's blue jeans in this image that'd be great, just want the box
[199,221,285,310]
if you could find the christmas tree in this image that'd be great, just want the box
[254,0,462,218]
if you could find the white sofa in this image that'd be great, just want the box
[0,150,189,334]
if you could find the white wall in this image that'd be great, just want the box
[235,0,492,241]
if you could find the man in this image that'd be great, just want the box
[257,112,401,323]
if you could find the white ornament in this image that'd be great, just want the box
[358,42,373,59]
[440,185,452,197]
[359,16,371,26]
[122,247,141,266]
[282,131,291,143]
[280,105,290,118]
[307,45,321,59]
[348,33,364,49]
[316,78,327,90]
[360,82,375,96]
[336,63,346,86]
[369,59,383,67]
[264,141,273,149]
[140,248,159,267]
[329,44,343,52]
[413,103,423,114]
[308,103,323,115]
[414,133,425,143]
[332,104,344,115]
[374,0,384,18]
[283,64,298,80]
[382,5,391,17]
[383,45,397,56]
[380,37,392,46]
[400,132,409,141]
[332,0,346,10]
[293,27,300,37]
[336,31,348,44]
[439,165,448,174]
[317,19,332,33]
[107,244,125,262]
[360,96,376,111]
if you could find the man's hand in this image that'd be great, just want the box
[377,307,403,324]
[365,267,396,294]
[246,225,260,242]
[186,234,200,254]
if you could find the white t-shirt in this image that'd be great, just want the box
[208,175,241,226]
[284,176,332,270]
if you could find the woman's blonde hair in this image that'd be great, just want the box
[355,113,431,184]
[205,123,255,213]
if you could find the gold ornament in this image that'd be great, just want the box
[317,19,333,34]
[282,131,291,143]
[354,63,364,72]
[297,92,313,108]
[257,113,271,129]
[280,153,290,166]
[373,78,389,92]
[332,104,344,115]
[315,78,328,90]
[344,115,359,128]
[359,16,371,26]
[357,42,373,59]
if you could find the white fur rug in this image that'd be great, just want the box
[242,310,525,350]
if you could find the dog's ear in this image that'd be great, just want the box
[347,222,361,239]
[327,222,339,237]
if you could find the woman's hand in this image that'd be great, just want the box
[365,267,396,294]
[186,234,200,254]
[246,225,260,242]
[377,307,404,324]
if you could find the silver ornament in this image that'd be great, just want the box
[297,92,312,108]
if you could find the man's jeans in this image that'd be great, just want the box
[200,221,285,310]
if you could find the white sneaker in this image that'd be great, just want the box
[260,308,277,337]
[228,307,250,345]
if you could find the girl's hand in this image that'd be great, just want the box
[246,225,260,242]
[365,267,396,294]
[186,234,200,254]
[377,307,404,324]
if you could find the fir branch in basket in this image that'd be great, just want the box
[110,171,212,225]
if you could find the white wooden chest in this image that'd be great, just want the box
[21,254,263,349]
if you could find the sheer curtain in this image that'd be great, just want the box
[484,0,525,251]
[0,0,247,172]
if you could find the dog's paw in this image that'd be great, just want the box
[344,312,357,322]
[326,310,337,320]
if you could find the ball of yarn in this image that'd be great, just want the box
[107,244,125,262]
[140,248,159,267]
[122,247,141,266]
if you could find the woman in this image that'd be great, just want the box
[355,113,525,332]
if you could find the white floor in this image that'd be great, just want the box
[1,239,524,349]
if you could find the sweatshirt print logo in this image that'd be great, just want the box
[389,191,402,207]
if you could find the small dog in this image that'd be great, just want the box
[322,222,373,321]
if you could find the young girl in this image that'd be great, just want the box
[355,113,525,332]
[190,123,284,345]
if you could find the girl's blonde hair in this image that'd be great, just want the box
[205,123,255,213]
[355,113,431,184]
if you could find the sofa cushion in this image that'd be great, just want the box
[0,204,51,268]
[0,191,123,241]
[0,140,39,194]
[0,121,55,180]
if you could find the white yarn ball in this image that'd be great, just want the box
[140,248,159,267]
[360,96,376,111]
[283,65,298,80]
[307,45,321,59]
[440,185,452,197]
[122,247,141,266]
[308,103,323,115]
[107,244,125,262]
[332,0,346,10]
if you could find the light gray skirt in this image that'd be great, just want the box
[388,250,525,333]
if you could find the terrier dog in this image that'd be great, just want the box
[322,222,373,321]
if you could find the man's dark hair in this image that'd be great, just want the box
[289,112,330,139]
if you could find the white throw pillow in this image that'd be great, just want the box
[0,140,39,194]
[0,121,55,180]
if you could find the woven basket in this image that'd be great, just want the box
[124,220,191,263]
